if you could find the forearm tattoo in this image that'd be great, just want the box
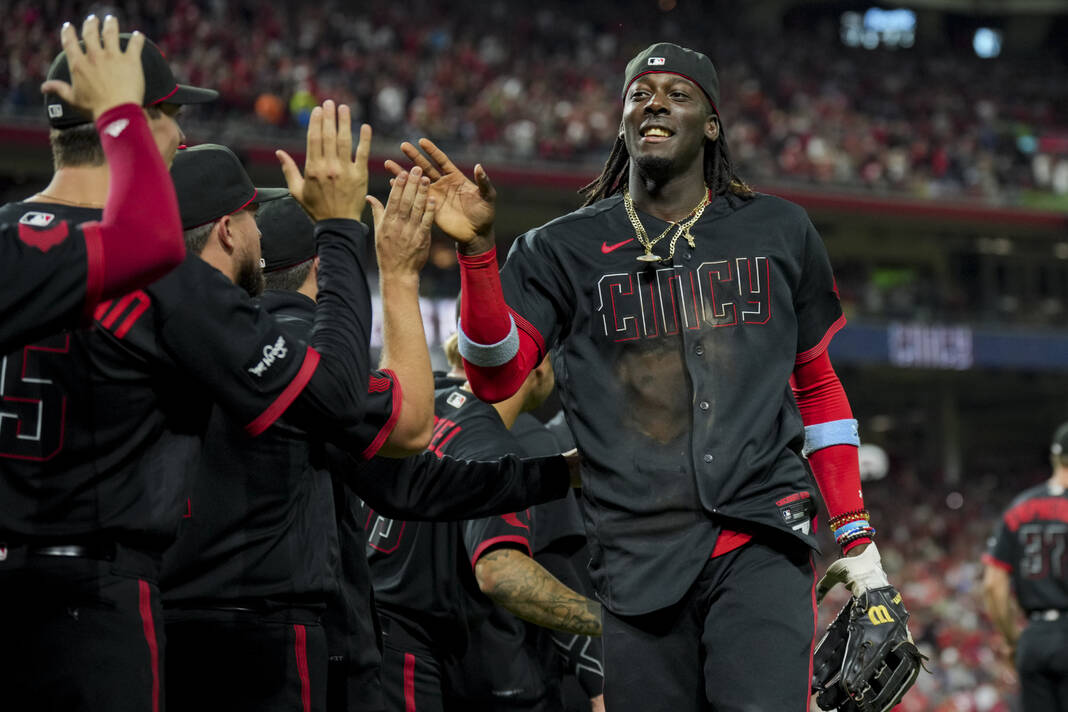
[478,549,602,636]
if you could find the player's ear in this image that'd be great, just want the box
[216,214,236,250]
[705,115,719,142]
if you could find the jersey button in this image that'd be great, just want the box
[698,400,710,411]
[703,453,715,463]
[685,251,693,260]
[695,345,704,356]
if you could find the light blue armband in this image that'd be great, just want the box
[802,418,860,458]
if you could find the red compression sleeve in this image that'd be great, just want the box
[458,249,540,402]
[93,103,185,299]
[791,350,869,552]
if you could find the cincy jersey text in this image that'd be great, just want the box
[596,257,771,342]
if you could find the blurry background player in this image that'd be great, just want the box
[389,42,909,711]
[0,17,185,353]
[161,163,436,712]
[439,333,605,712]
[363,335,600,712]
[0,32,380,705]
[983,421,1068,712]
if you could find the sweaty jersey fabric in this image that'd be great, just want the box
[364,375,535,653]
[0,202,371,550]
[985,482,1068,613]
[496,192,838,614]
[0,204,102,355]
[161,289,399,606]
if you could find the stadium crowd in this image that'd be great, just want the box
[2,0,1068,204]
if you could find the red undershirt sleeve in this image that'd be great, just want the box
[791,350,870,553]
[92,103,185,300]
[458,249,541,402]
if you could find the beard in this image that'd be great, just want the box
[632,154,676,191]
[236,251,266,298]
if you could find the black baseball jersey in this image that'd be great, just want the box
[0,204,105,354]
[498,192,841,614]
[161,289,398,606]
[986,483,1068,613]
[0,202,373,548]
[363,376,535,651]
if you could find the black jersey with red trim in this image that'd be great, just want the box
[0,203,104,354]
[161,289,398,606]
[985,483,1068,613]
[497,192,842,613]
[0,202,369,547]
[363,376,535,651]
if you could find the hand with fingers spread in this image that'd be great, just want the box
[40,15,146,120]
[385,138,496,254]
[277,100,371,223]
[367,166,436,279]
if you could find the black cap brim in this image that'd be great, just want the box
[254,187,291,204]
[163,84,220,106]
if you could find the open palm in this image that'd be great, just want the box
[385,138,495,244]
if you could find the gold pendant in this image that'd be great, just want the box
[636,253,661,263]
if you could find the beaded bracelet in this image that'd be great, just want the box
[829,509,870,529]
[836,526,876,548]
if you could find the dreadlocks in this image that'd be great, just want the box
[580,133,754,207]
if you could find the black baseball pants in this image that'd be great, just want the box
[0,544,165,712]
[1016,618,1068,711]
[601,536,817,712]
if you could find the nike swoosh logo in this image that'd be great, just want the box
[601,238,634,254]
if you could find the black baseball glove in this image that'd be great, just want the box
[811,585,927,712]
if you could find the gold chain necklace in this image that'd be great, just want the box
[623,188,711,263]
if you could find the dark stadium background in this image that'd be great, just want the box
[4,1,1068,708]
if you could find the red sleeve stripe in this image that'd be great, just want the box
[245,346,320,436]
[470,535,533,568]
[508,307,547,358]
[360,368,402,461]
[81,222,105,323]
[981,552,1013,572]
[795,314,847,365]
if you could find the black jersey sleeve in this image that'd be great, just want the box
[1,219,100,353]
[332,448,570,521]
[794,219,846,364]
[354,369,401,460]
[985,516,1017,571]
[463,507,535,568]
[499,229,575,354]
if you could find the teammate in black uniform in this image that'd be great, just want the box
[983,422,1068,711]
[1,18,186,353]
[443,404,605,712]
[365,352,600,712]
[0,44,376,707]
[161,166,438,712]
[389,42,909,711]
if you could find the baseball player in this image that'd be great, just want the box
[2,17,186,353]
[983,422,1068,711]
[443,407,605,712]
[161,169,437,712]
[364,349,600,712]
[0,39,377,707]
[388,42,905,710]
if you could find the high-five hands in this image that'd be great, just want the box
[278,100,371,223]
[385,139,496,254]
[367,167,436,278]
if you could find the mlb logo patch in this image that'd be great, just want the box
[648,57,666,66]
[446,392,467,408]
[19,212,56,228]
[48,104,63,118]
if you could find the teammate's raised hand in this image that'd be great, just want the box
[367,166,436,278]
[385,138,496,254]
[41,15,146,120]
[277,100,371,223]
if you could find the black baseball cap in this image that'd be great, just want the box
[45,33,218,129]
[622,42,719,114]
[1052,422,1068,456]
[257,197,316,272]
[170,144,289,229]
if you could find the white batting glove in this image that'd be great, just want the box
[816,542,891,604]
